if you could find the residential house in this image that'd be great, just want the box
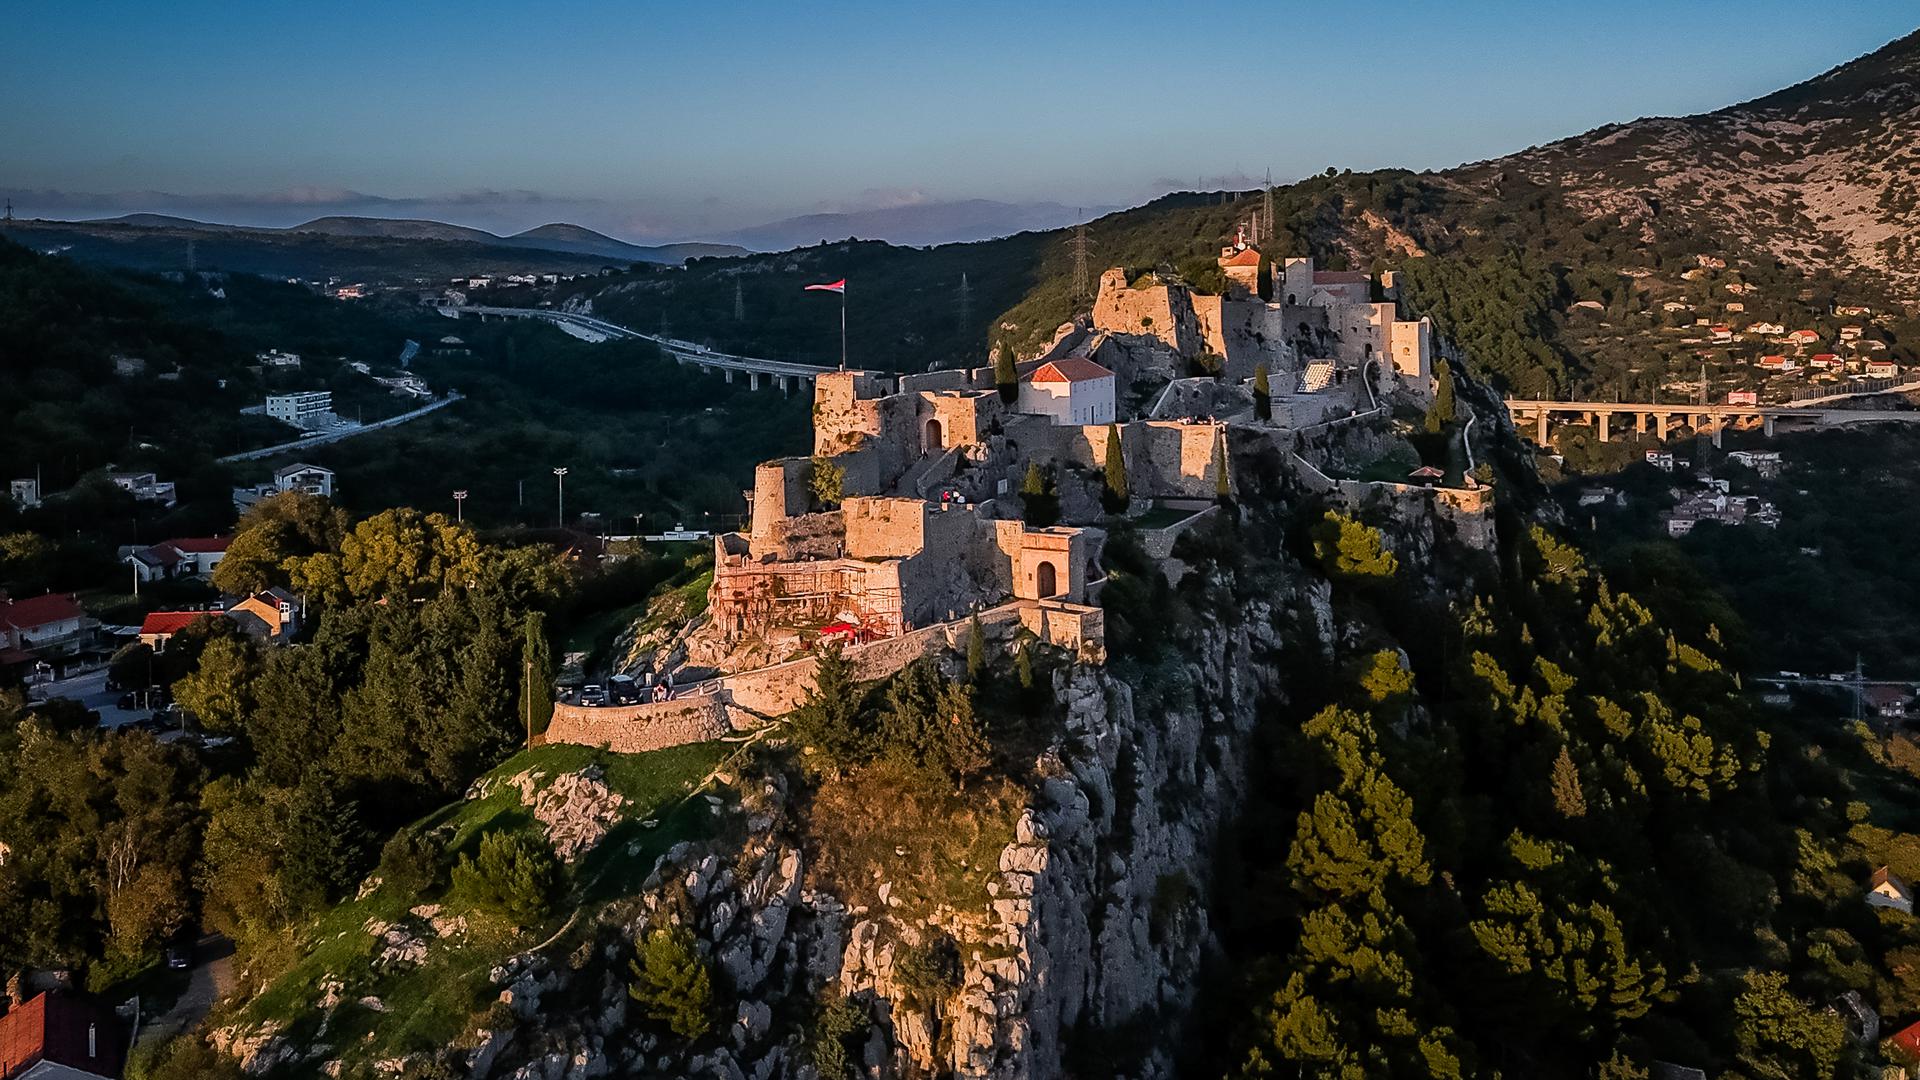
[1869,865,1915,914]
[1710,325,1733,343]
[232,462,336,511]
[373,374,431,398]
[1866,685,1912,721]
[1809,353,1840,370]
[1727,450,1784,478]
[1839,325,1864,341]
[226,588,301,642]
[1725,302,1744,313]
[0,594,88,655]
[107,471,178,508]
[1836,304,1872,317]
[1787,329,1821,345]
[126,537,229,584]
[10,478,41,509]
[137,610,215,651]
[111,355,146,377]
[1016,358,1117,426]
[256,349,303,368]
[1757,355,1796,373]
[1644,451,1676,472]
[1868,359,1901,378]
[1748,322,1786,336]
[0,990,126,1080]
[1726,390,1759,405]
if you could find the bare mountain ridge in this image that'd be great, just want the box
[1470,27,1920,290]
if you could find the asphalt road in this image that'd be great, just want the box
[29,667,150,728]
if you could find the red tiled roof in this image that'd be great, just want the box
[1892,1018,1920,1057]
[1219,247,1262,267]
[1028,357,1115,384]
[139,611,213,637]
[1,593,85,631]
[160,537,230,554]
[0,991,125,1078]
[1313,270,1370,285]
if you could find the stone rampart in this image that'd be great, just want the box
[1139,505,1219,559]
[539,600,1106,754]
[539,695,732,754]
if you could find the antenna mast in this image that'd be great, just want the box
[956,272,972,333]
[733,279,745,322]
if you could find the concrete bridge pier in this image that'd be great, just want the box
[1764,415,1776,437]
[1597,413,1610,442]
[776,375,791,395]
[749,371,761,391]
[1713,418,1724,449]
[698,363,711,375]
[1636,412,1648,436]
[1536,412,1548,445]
[724,369,735,384]
[1657,413,1669,440]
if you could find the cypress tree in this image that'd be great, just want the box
[1020,462,1058,527]
[994,346,1019,404]
[1101,425,1129,513]
[519,611,553,742]
[1213,432,1231,504]
[1551,744,1587,818]
[1253,364,1272,421]
[965,613,985,682]
[1425,360,1456,434]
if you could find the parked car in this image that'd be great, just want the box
[165,941,193,970]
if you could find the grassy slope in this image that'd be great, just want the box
[229,741,733,1068]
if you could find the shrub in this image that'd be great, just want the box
[451,831,559,926]
[809,455,845,509]
[893,933,962,1008]
[629,925,716,1040]
[810,994,871,1080]
[377,826,445,897]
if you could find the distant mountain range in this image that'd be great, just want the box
[85,213,746,264]
[716,199,1115,251]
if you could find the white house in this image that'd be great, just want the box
[275,463,335,497]
[127,537,230,583]
[265,391,333,426]
[1869,866,1915,915]
[1017,358,1116,426]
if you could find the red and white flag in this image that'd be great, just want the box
[803,279,846,294]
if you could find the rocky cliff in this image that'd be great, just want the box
[466,558,1326,1080]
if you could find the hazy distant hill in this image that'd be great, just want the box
[8,212,747,281]
[718,199,1111,250]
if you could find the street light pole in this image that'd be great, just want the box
[552,467,568,529]
[453,489,468,523]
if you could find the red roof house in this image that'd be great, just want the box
[0,990,126,1079]
[1028,357,1115,384]
[0,594,87,652]
[1890,1017,1920,1063]
[137,610,215,650]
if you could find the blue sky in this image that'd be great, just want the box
[3,1,1914,240]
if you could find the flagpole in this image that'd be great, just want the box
[840,291,847,371]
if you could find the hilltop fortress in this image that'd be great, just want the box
[541,235,1483,752]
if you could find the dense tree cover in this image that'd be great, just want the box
[0,694,203,983]
[1158,500,1920,1078]
[0,499,575,988]
[628,925,717,1040]
[787,649,989,790]
[1580,428,1920,678]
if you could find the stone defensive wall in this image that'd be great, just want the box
[537,599,1105,755]
[1047,420,1226,500]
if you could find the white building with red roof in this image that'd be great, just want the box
[0,593,87,653]
[1017,357,1116,426]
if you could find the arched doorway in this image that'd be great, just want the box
[1035,561,1058,599]
[925,418,944,452]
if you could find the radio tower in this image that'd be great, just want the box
[1066,216,1095,301]
[1262,168,1274,242]
[2,199,12,225]
[956,272,973,333]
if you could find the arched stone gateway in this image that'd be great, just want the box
[925,417,944,452]
[1035,560,1058,599]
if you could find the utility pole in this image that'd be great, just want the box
[733,280,744,322]
[453,489,467,523]
[552,467,568,529]
[2,198,12,225]
[1853,653,1865,726]
[956,272,972,335]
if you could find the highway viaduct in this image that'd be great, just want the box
[438,305,836,393]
